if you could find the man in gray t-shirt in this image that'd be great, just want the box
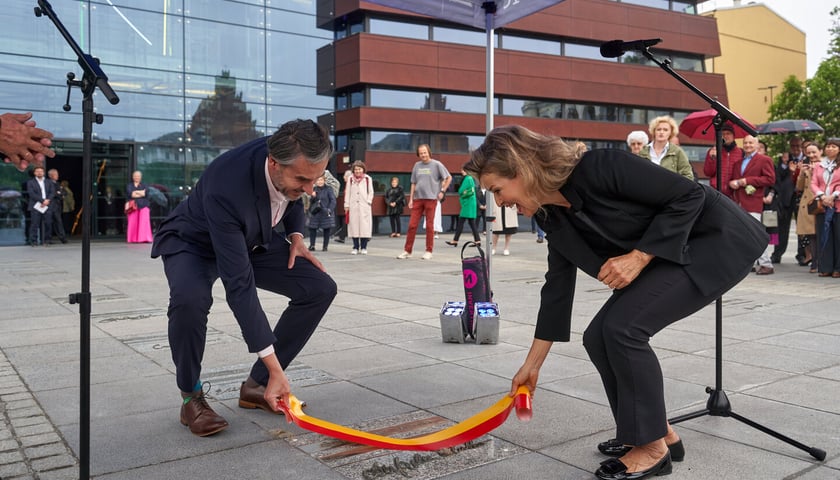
[397,144,451,260]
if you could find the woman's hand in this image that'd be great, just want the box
[597,249,653,290]
[510,363,540,398]
[510,339,552,397]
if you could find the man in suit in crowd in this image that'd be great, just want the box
[26,166,55,246]
[47,169,68,244]
[152,119,335,437]
[773,136,804,264]
[729,135,777,274]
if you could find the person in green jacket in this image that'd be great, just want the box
[638,115,695,181]
[445,170,480,247]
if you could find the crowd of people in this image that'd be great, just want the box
[624,115,840,277]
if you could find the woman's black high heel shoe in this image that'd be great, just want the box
[595,451,672,480]
[598,438,684,462]
[445,241,458,247]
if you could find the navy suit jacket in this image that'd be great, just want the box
[534,149,768,342]
[151,136,305,352]
[26,176,55,211]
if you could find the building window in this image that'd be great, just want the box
[564,42,603,61]
[432,26,493,47]
[500,34,560,55]
[369,18,428,40]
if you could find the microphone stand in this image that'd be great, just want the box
[638,47,825,461]
[34,1,120,479]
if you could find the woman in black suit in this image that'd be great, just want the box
[464,125,767,480]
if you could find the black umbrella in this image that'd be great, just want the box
[755,119,824,135]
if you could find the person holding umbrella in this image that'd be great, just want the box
[702,123,743,199]
[771,136,804,264]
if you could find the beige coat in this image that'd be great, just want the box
[796,167,816,235]
[345,174,374,238]
[491,205,519,233]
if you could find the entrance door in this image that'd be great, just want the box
[49,141,134,239]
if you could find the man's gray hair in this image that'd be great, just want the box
[267,119,333,166]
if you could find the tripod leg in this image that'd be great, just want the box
[729,411,827,461]
[668,408,709,424]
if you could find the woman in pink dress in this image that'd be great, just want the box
[125,170,154,243]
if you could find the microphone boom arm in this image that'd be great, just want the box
[640,48,754,136]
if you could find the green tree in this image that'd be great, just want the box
[764,7,840,156]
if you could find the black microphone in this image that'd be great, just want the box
[599,38,662,58]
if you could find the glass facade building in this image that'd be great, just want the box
[0,0,330,244]
[316,0,724,231]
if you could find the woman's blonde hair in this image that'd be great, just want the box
[463,125,585,207]
[648,115,679,139]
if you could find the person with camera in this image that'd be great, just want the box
[308,173,336,251]
[771,136,804,264]
[344,160,373,255]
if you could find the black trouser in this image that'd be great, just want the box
[389,214,401,234]
[582,261,748,446]
[28,208,52,245]
[49,205,66,241]
[309,227,331,249]
[772,204,794,261]
[452,216,480,242]
[815,213,840,274]
[162,233,336,392]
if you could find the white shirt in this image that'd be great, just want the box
[648,142,669,166]
[36,177,46,201]
[264,157,289,227]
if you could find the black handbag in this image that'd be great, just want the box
[309,198,322,215]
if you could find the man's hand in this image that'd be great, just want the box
[262,354,291,412]
[0,112,55,171]
[597,249,653,290]
[287,233,326,272]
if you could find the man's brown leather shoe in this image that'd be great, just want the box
[180,388,229,437]
[238,377,306,414]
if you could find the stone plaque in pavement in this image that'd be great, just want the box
[287,410,526,480]
[122,329,232,353]
[202,363,337,401]
[92,308,166,323]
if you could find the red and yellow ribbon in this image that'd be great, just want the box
[278,386,532,451]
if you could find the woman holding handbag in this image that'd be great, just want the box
[344,161,373,255]
[126,170,153,243]
[445,169,480,247]
[308,174,336,251]
[384,176,406,237]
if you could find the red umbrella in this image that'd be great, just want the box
[679,109,756,140]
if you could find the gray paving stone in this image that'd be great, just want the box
[0,461,28,477]
[0,237,837,479]
[29,453,76,471]
[0,449,24,464]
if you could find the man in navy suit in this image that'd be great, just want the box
[152,119,335,437]
[26,165,55,246]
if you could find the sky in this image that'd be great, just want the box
[697,0,835,78]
